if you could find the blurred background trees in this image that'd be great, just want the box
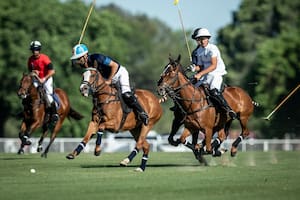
[0,0,299,139]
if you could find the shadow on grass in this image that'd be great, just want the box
[81,163,203,169]
[0,157,35,160]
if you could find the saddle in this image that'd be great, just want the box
[101,81,133,130]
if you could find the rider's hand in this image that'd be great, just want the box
[105,80,112,85]
[194,72,202,80]
[40,77,46,83]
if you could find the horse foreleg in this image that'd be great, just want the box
[66,121,98,159]
[19,122,32,146]
[168,110,184,146]
[135,140,150,172]
[94,131,103,156]
[211,129,227,157]
[204,129,213,154]
[37,125,48,152]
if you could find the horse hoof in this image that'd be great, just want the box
[120,158,130,166]
[66,154,75,160]
[231,147,238,157]
[41,153,47,158]
[220,148,228,154]
[94,150,101,156]
[17,149,24,155]
[134,167,144,172]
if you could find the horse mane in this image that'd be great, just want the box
[169,54,190,80]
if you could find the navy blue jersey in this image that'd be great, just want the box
[87,54,120,79]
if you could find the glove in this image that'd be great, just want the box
[187,64,196,72]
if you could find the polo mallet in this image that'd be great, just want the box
[263,83,300,121]
[78,0,96,44]
[173,0,192,62]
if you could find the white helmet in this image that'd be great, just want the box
[30,40,42,51]
[70,44,89,60]
[191,28,211,39]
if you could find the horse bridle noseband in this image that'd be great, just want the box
[82,68,106,94]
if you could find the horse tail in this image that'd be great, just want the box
[68,107,84,120]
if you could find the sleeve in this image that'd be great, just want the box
[210,45,219,58]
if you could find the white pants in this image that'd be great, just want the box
[33,77,54,104]
[195,73,223,91]
[112,66,131,94]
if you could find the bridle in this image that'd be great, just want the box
[81,68,106,94]
[158,62,210,115]
[81,68,119,105]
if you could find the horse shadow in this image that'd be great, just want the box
[80,163,202,169]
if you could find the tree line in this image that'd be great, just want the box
[0,0,299,138]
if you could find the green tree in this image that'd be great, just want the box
[218,0,300,138]
[0,0,187,138]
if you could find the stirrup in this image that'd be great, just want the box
[228,110,237,119]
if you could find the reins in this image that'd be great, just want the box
[160,63,211,115]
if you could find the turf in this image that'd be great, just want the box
[0,151,299,200]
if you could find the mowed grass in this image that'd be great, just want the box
[0,151,299,200]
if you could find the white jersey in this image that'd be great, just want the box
[192,43,227,76]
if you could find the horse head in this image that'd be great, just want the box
[80,67,106,97]
[157,54,184,97]
[18,73,33,99]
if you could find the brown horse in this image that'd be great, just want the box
[157,55,254,157]
[17,72,83,157]
[66,68,163,172]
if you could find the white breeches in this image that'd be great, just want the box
[33,77,54,103]
[112,66,131,94]
[195,73,223,91]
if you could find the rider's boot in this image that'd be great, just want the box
[122,92,149,125]
[209,89,237,119]
[50,102,59,125]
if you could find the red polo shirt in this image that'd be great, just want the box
[27,54,52,78]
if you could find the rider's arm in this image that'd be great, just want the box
[106,59,119,81]
[194,57,217,79]
[42,63,55,83]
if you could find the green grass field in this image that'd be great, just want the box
[0,151,299,200]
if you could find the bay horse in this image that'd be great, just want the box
[157,55,254,157]
[17,72,83,157]
[66,68,163,172]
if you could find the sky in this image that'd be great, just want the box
[86,0,242,41]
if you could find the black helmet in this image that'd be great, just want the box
[29,40,42,51]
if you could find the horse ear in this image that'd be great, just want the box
[168,53,174,63]
[176,54,181,62]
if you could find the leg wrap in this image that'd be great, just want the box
[232,136,243,148]
[128,147,139,161]
[75,142,86,155]
[96,131,103,146]
[211,138,221,149]
[140,154,148,171]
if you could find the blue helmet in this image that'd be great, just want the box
[70,44,88,60]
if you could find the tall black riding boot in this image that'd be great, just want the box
[209,89,237,119]
[50,102,59,124]
[122,92,149,125]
